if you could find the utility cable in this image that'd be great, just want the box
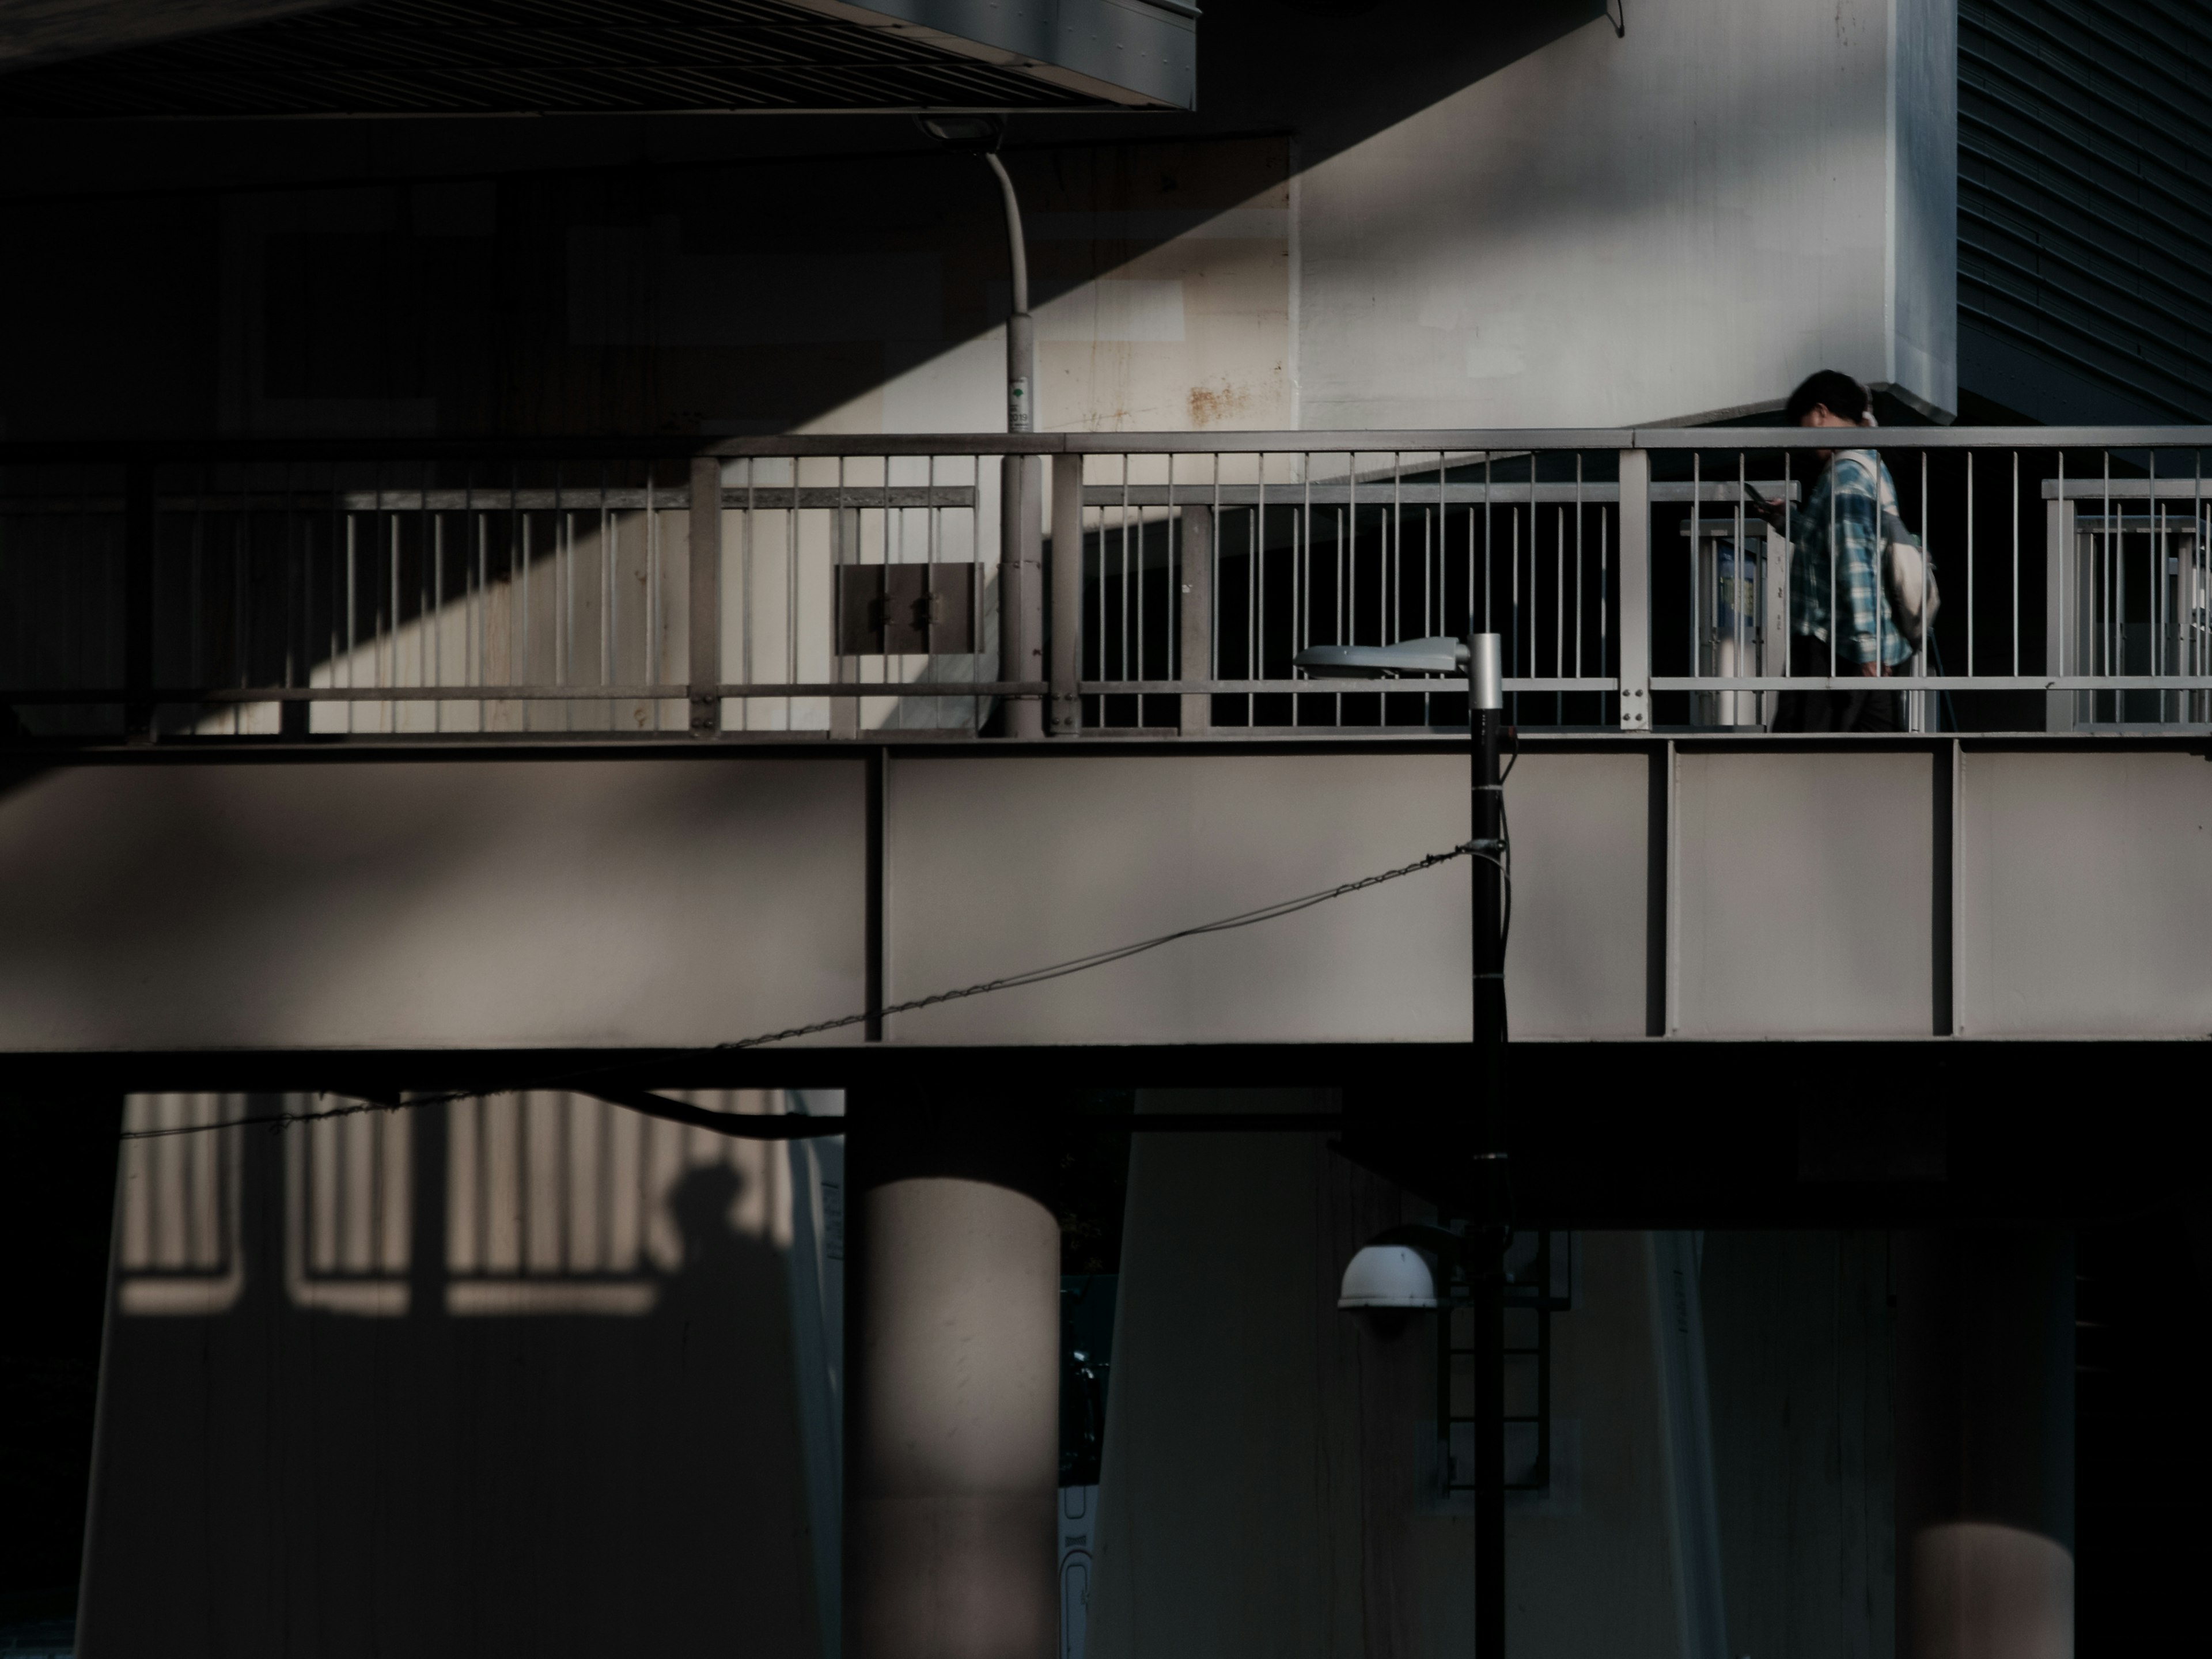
[120,836,1501,1142]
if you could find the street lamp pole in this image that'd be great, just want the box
[916,116,1043,738]
[1303,626,1512,1656]
[1468,633,1508,1659]
[983,149,1044,739]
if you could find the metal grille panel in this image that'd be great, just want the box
[1959,0,2212,419]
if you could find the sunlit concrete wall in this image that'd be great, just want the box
[5,745,2212,1051]
[1295,0,1957,427]
[84,1089,844,1659]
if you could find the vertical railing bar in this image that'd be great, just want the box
[1510,499,1520,726]
[188,478,206,709]
[1965,446,1975,682]
[1733,451,1745,725]
[1691,452,1701,699]
[284,464,300,711]
[1423,487,1434,727]
[1150,456,1168,707]
[1828,448,1838,683]
[1336,462,1354,664]
[232,478,247,738]
[1257,451,1268,727]
[788,454,800,730]
[522,470,535,723]
[1221,451,1238,725]
[2149,449,2160,722]
[1391,451,1403,649]
[1287,458,1300,728]
[473,470,487,725]
[2104,449,2114,712]
[385,494,400,732]
[645,464,659,726]
[1576,454,1586,684]
[2012,449,2020,678]
[556,465,569,695]
[600,461,613,702]
[2056,450,2066,695]
[433,488,445,733]
[1119,453,1131,695]
[744,457,757,729]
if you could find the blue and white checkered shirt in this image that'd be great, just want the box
[1786,448,1913,669]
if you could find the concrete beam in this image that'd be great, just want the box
[0,0,362,72]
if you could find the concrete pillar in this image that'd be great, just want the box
[845,1089,1060,1659]
[1896,1230,2075,1659]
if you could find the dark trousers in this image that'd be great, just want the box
[1771,633,1901,733]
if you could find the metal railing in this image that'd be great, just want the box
[6,427,2210,742]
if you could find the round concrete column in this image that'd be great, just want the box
[1896,1230,2075,1659]
[845,1090,1060,1659]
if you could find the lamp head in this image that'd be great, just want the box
[1338,1243,1440,1309]
[1295,635,1467,679]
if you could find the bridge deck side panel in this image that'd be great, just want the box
[1961,750,2212,1037]
[884,752,1472,1046]
[0,760,866,1052]
[883,751,1643,1046]
[1673,751,1935,1039]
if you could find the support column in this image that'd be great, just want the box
[1896,1230,2075,1659]
[845,1090,1060,1659]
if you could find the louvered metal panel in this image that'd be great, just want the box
[0,0,1187,117]
[1959,0,2212,420]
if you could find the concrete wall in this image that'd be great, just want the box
[1090,1090,1711,1659]
[0,0,1952,441]
[84,1088,842,1659]
[1702,1231,1896,1659]
[4,742,2210,1052]
[1294,0,1958,427]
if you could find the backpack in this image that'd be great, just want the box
[1836,450,1939,652]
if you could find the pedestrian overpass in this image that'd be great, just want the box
[5,425,2207,1069]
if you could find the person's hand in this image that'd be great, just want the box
[1749,497,1785,530]
[1850,659,1882,678]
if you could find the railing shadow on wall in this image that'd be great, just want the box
[7,427,2211,747]
[92,1088,845,1657]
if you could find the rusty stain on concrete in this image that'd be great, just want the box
[1187,381,1251,427]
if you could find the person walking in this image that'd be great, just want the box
[1756,370,1914,733]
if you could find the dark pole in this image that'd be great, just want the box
[1469,632,1508,1659]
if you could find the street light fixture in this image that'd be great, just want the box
[1298,626,1511,1659]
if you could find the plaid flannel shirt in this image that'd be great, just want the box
[1786,448,1913,669]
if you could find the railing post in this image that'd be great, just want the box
[1050,452,1083,735]
[1616,448,1652,732]
[999,453,1045,738]
[688,456,722,738]
[1179,505,1212,735]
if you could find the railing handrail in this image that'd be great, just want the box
[6,426,2212,466]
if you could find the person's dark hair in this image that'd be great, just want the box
[1783,370,1872,425]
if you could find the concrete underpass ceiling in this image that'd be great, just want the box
[0,0,1197,118]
